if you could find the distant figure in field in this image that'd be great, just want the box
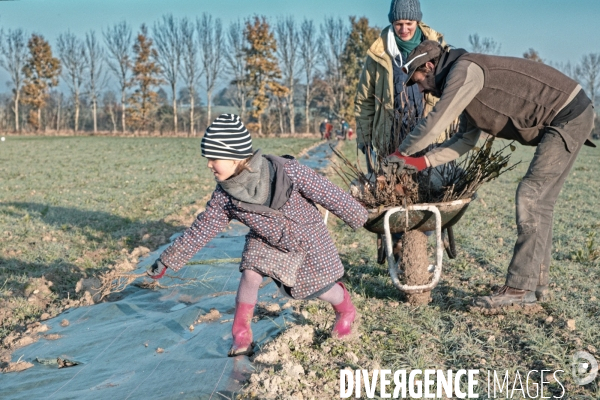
[341,119,350,140]
[319,119,328,140]
[325,121,333,140]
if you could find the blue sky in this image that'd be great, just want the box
[0,0,598,90]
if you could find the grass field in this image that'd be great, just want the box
[0,136,317,345]
[1,136,598,398]
[240,140,600,399]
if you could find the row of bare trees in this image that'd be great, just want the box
[0,19,598,136]
[0,14,365,135]
[554,54,600,113]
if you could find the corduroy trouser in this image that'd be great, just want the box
[506,104,595,291]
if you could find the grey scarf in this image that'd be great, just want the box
[218,150,271,204]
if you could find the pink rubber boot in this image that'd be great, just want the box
[228,301,255,357]
[331,282,356,339]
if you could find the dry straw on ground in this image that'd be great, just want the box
[96,271,199,300]
[95,258,238,300]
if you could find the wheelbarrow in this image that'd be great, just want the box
[364,195,475,294]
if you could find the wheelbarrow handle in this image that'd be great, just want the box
[383,205,444,294]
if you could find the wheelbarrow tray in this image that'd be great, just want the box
[364,195,475,234]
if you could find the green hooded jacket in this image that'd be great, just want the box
[354,22,446,149]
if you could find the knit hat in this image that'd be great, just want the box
[388,0,422,23]
[201,114,253,160]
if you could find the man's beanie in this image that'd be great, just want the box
[201,114,253,160]
[388,0,422,23]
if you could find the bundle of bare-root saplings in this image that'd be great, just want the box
[334,112,519,208]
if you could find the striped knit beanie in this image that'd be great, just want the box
[201,114,253,160]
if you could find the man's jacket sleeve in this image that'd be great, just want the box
[426,119,481,167]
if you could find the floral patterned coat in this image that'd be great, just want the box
[159,156,368,299]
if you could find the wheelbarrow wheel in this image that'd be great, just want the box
[376,233,402,264]
[444,226,457,259]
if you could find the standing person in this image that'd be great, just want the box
[319,118,328,140]
[355,0,447,262]
[390,41,596,309]
[341,119,350,140]
[355,0,447,160]
[325,120,333,140]
[147,114,368,356]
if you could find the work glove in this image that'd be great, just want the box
[147,259,168,279]
[386,151,428,172]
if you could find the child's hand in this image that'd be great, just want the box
[147,259,168,279]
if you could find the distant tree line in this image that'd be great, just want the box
[0,19,597,136]
[0,15,378,136]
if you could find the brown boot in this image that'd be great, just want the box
[473,285,537,309]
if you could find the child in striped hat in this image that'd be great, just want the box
[147,114,368,356]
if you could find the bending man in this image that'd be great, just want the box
[391,40,595,309]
